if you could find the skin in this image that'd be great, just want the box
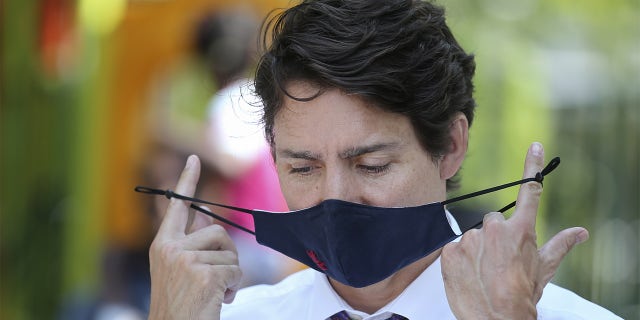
[148,80,588,319]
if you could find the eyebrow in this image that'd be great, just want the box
[277,149,323,160]
[339,142,401,159]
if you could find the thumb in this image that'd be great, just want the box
[538,227,589,284]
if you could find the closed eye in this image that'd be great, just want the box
[289,166,315,175]
[358,163,391,175]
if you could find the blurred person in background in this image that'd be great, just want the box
[142,0,623,319]
[194,8,296,287]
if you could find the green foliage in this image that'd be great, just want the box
[2,1,69,318]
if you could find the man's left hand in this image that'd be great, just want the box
[441,142,589,319]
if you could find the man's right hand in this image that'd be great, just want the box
[148,155,242,320]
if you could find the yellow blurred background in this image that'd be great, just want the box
[1,0,638,319]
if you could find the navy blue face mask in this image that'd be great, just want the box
[136,157,560,288]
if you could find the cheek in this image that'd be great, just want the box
[353,169,420,207]
[383,163,445,206]
[384,174,424,205]
[280,184,305,211]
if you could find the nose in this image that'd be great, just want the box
[321,165,361,204]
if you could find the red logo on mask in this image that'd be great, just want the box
[306,250,328,271]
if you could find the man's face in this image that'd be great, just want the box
[273,81,448,211]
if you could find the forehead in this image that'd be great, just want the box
[272,82,416,154]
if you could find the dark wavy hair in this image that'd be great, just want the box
[254,0,476,190]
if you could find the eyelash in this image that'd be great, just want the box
[289,166,314,175]
[358,163,391,175]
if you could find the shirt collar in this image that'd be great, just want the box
[307,211,462,319]
[307,268,351,319]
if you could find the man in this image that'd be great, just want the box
[146,0,621,318]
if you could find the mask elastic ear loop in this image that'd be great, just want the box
[447,157,561,233]
[134,186,256,235]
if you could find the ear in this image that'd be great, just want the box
[440,113,469,180]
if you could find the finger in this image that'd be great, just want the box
[222,266,243,304]
[188,250,239,266]
[183,224,237,252]
[186,205,215,234]
[483,211,505,224]
[538,227,589,284]
[157,155,201,238]
[224,288,239,304]
[481,212,505,234]
[511,142,545,229]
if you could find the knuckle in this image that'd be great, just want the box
[461,228,479,242]
[441,242,457,259]
[167,198,187,212]
[203,223,227,239]
[224,250,240,265]
[213,265,243,286]
[482,213,504,231]
[457,230,480,254]
[208,225,236,250]
[150,240,178,262]
[208,224,229,240]
[523,181,543,196]
[175,250,196,267]
[209,223,226,233]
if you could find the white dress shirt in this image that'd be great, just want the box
[221,212,621,319]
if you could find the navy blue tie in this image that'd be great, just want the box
[328,310,409,320]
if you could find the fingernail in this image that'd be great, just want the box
[185,155,196,169]
[576,229,589,244]
[531,142,543,157]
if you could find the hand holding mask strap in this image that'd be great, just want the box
[444,157,561,233]
[134,186,256,235]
